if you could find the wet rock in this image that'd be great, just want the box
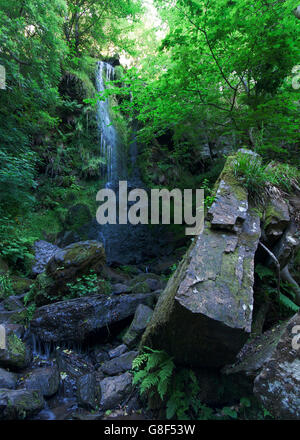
[142,152,261,368]
[254,312,300,420]
[32,240,61,275]
[0,326,31,370]
[56,349,94,399]
[31,292,156,344]
[76,373,98,410]
[99,372,132,411]
[100,351,138,376]
[21,366,60,397]
[123,304,153,348]
[0,368,17,389]
[46,240,105,283]
[0,388,44,420]
[108,344,128,359]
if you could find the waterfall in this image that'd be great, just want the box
[92,60,165,265]
[95,61,119,184]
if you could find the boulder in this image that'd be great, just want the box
[46,240,105,283]
[0,388,44,420]
[99,372,132,411]
[21,366,60,397]
[31,292,156,344]
[32,240,61,275]
[254,312,300,420]
[123,304,153,348]
[0,368,17,389]
[142,152,261,368]
[0,326,31,370]
[100,351,138,376]
[76,373,98,410]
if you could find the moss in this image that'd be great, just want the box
[11,277,32,295]
[7,333,26,360]
[212,155,248,202]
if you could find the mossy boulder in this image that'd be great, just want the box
[142,153,261,368]
[46,240,105,284]
[0,327,31,370]
[0,388,44,420]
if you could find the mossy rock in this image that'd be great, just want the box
[0,330,31,370]
[130,281,150,294]
[11,277,33,295]
[46,240,105,284]
[0,389,44,420]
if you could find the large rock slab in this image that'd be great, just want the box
[254,312,300,420]
[0,388,44,420]
[31,293,156,344]
[142,152,261,368]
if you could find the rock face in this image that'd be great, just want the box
[0,389,44,420]
[46,240,105,283]
[142,152,261,367]
[32,240,61,275]
[31,293,156,343]
[254,312,300,420]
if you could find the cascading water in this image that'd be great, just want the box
[96,61,120,184]
[91,61,169,264]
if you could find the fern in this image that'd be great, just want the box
[279,293,299,313]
